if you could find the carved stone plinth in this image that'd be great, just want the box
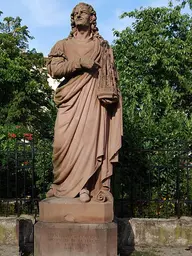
[39,197,114,223]
[34,221,117,256]
[34,197,117,255]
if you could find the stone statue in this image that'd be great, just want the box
[46,2,122,203]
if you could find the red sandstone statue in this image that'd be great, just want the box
[47,2,122,203]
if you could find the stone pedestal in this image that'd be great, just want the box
[34,221,117,256]
[34,197,117,256]
[39,197,113,223]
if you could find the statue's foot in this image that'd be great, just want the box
[80,189,90,203]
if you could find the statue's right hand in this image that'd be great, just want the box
[80,58,100,70]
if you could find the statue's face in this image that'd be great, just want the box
[73,5,91,27]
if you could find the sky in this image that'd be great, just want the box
[0,0,178,56]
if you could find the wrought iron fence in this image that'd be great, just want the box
[113,141,192,218]
[0,136,191,218]
[0,136,52,217]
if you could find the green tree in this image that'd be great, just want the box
[0,12,56,210]
[0,12,56,138]
[112,3,192,217]
[113,3,192,148]
[179,0,192,9]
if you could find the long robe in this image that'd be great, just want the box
[47,35,123,198]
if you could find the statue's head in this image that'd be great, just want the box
[69,2,99,37]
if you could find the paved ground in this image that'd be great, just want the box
[121,246,192,255]
[0,246,18,256]
[0,245,33,256]
[0,245,191,256]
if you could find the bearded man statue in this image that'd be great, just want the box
[47,2,123,203]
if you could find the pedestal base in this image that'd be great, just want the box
[34,221,117,256]
[39,197,113,223]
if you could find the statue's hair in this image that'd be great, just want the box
[69,2,103,39]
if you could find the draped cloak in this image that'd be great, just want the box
[47,35,123,198]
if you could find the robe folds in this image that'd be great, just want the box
[47,35,123,198]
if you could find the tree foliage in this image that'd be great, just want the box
[0,12,56,138]
[179,0,192,9]
[112,3,192,217]
[113,3,192,149]
[0,12,56,213]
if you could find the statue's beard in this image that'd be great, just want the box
[75,23,91,31]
